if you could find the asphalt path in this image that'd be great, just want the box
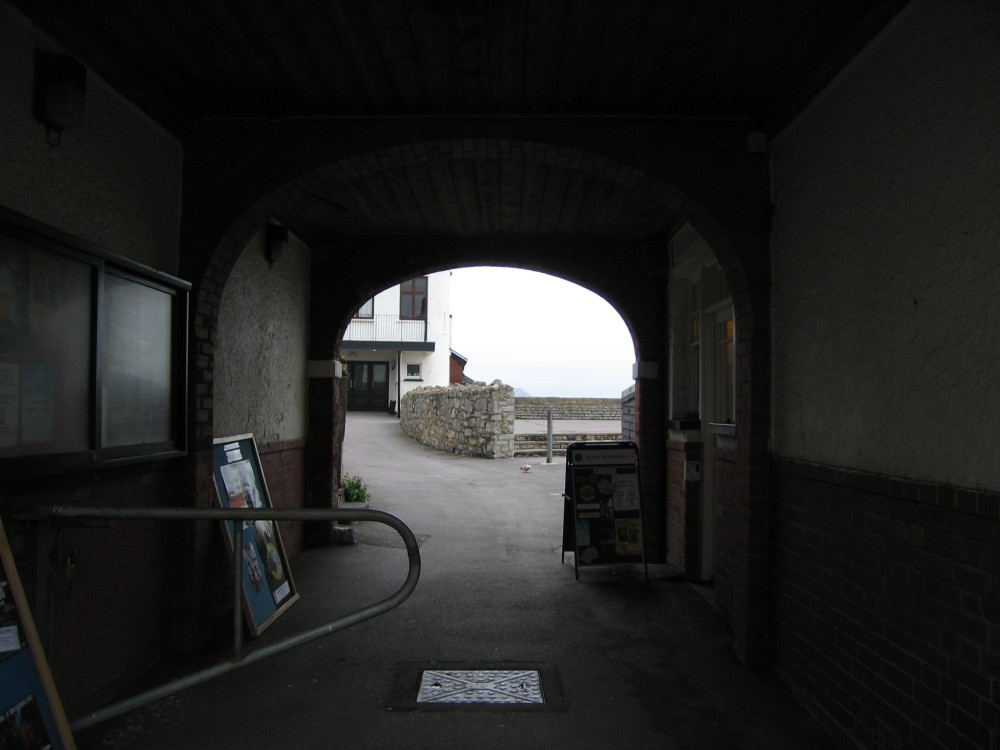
[77,412,833,749]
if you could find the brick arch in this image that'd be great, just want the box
[190,134,752,420]
[186,135,769,662]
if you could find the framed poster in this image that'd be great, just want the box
[0,518,76,749]
[563,441,647,581]
[212,434,299,637]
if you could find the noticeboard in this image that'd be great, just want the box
[0,518,76,749]
[563,441,647,580]
[212,434,299,637]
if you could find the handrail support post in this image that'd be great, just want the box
[232,521,244,660]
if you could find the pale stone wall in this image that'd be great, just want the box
[400,380,515,458]
[0,3,182,273]
[515,396,622,420]
[620,386,636,442]
[770,0,1000,489]
[215,227,311,442]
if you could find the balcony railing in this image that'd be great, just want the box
[344,314,428,342]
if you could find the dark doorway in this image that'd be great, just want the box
[347,361,390,411]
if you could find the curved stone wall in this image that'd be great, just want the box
[400,380,515,458]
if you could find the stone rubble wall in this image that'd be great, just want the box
[400,380,515,458]
[620,386,636,442]
[514,396,623,421]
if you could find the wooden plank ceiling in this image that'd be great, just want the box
[14,0,909,241]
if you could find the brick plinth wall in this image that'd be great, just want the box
[304,374,338,546]
[770,457,999,750]
[1,461,181,717]
[257,438,307,554]
[666,440,703,578]
[0,439,306,717]
[711,443,741,632]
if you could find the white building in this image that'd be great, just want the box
[341,271,454,412]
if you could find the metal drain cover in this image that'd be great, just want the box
[417,669,544,705]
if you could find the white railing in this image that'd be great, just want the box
[344,314,427,342]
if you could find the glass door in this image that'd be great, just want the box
[347,362,390,411]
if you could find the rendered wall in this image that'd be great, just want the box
[215,227,311,443]
[770,0,1000,490]
[0,3,182,273]
[0,3,185,717]
[343,270,453,407]
[768,1,1000,747]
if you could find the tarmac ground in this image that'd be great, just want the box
[75,412,833,749]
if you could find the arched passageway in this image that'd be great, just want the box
[187,132,772,663]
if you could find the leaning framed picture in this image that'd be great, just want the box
[0,518,76,749]
[211,434,299,637]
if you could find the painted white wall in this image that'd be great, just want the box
[414,270,452,387]
[770,0,1000,489]
[215,228,311,442]
[347,270,453,405]
[0,3,182,273]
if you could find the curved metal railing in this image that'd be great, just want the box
[17,506,420,732]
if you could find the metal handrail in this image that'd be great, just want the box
[15,506,420,732]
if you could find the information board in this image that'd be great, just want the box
[212,434,299,637]
[0,518,76,749]
[563,441,647,580]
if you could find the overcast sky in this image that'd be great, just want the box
[448,266,635,398]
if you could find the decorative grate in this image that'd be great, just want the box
[416,669,544,705]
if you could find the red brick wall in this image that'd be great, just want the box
[770,457,999,750]
[257,438,307,554]
[666,440,702,578]
[449,355,465,384]
[712,445,740,631]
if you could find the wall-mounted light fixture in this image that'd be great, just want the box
[265,224,288,266]
[34,51,87,144]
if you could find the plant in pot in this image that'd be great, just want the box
[342,474,371,508]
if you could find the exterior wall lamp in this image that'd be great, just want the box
[34,51,87,145]
[265,224,288,266]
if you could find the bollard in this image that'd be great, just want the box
[547,408,553,463]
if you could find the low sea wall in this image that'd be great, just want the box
[400,380,515,458]
[620,385,636,442]
[514,396,622,421]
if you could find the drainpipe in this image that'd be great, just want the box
[396,351,402,417]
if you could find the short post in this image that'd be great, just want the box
[546,408,554,464]
[232,521,244,660]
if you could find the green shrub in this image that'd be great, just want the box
[342,474,371,503]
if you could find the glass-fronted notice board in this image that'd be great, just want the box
[563,441,647,581]
[0,519,76,749]
[212,434,299,637]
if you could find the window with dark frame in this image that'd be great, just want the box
[354,297,373,318]
[0,208,189,476]
[399,276,428,320]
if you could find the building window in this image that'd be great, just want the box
[400,276,428,320]
[405,363,421,380]
[686,280,701,418]
[714,315,735,424]
[354,297,373,318]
